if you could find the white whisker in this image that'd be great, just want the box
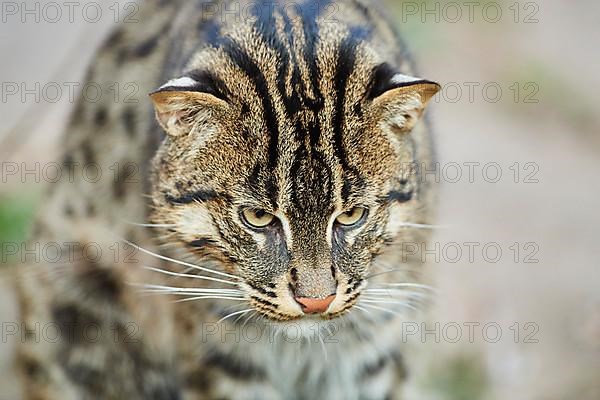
[363,290,432,299]
[217,309,253,324]
[131,283,242,294]
[173,296,246,303]
[359,303,406,316]
[139,290,243,297]
[397,222,447,229]
[365,269,414,279]
[234,309,252,324]
[368,282,435,291]
[352,305,372,316]
[362,295,429,305]
[352,304,371,314]
[360,299,419,311]
[141,266,236,286]
[241,311,257,329]
[122,220,177,228]
[120,238,239,281]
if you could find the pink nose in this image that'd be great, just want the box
[295,295,336,314]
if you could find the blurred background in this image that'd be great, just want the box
[1,0,599,399]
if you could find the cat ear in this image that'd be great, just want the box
[150,73,228,137]
[370,65,440,133]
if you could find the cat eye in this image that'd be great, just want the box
[335,207,367,227]
[241,209,276,229]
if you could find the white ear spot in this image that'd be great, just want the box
[158,77,199,91]
[390,73,424,86]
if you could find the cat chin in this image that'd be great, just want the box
[265,315,343,341]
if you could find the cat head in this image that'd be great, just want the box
[149,24,439,322]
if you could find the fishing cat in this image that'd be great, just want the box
[13,0,440,399]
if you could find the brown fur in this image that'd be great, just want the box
[14,1,439,399]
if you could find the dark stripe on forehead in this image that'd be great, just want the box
[332,35,356,171]
[332,28,370,202]
[164,189,218,205]
[332,29,366,171]
[298,1,326,113]
[293,2,329,153]
[221,37,280,176]
[246,164,278,209]
[250,2,302,117]
[289,146,334,213]
[280,13,307,116]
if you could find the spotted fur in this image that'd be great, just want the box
[15,0,440,399]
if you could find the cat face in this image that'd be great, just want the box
[149,24,439,321]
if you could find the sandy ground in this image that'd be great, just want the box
[1,1,599,399]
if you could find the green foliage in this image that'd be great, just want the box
[0,195,37,263]
[423,354,489,400]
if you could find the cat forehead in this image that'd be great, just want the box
[153,2,436,212]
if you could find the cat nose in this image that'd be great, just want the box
[294,295,336,314]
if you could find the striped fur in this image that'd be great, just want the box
[15,1,439,399]
[150,0,439,319]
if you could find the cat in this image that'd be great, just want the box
[13,0,439,399]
